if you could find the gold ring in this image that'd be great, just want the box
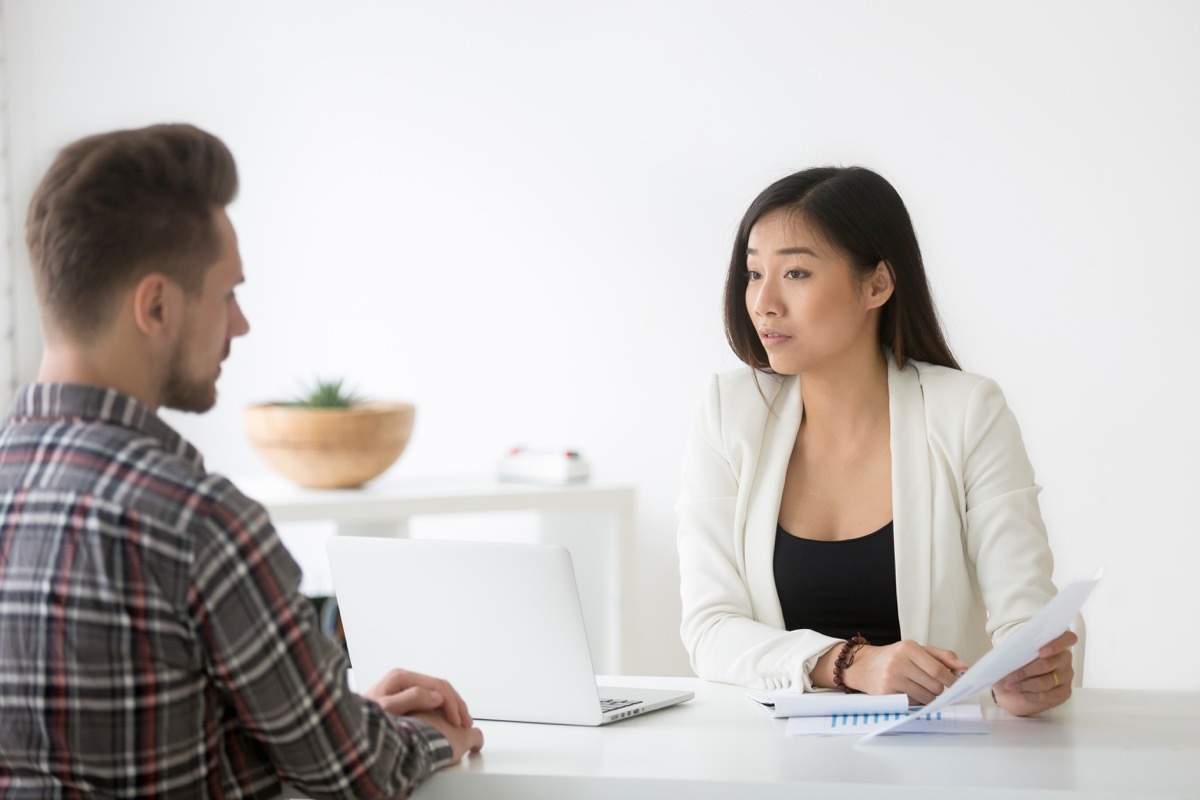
[1051,670,1060,689]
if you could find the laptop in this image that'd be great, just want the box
[326,536,693,726]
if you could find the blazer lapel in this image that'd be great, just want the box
[744,374,801,628]
[889,357,932,644]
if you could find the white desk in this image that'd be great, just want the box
[415,677,1200,799]
[238,475,634,673]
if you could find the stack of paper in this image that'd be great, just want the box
[747,690,909,718]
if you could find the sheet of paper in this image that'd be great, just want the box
[747,690,909,718]
[787,701,986,737]
[859,568,1102,743]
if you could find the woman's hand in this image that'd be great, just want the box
[992,630,1076,717]
[842,641,967,705]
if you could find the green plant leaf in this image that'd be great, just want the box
[287,377,364,408]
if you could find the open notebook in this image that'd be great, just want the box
[327,536,692,725]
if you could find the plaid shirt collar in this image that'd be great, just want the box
[8,382,204,471]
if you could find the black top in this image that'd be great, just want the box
[772,521,902,644]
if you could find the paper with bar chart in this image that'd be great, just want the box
[787,701,987,736]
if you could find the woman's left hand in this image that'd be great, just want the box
[991,630,1077,717]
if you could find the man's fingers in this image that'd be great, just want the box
[441,695,466,726]
[437,684,472,727]
[425,682,468,727]
[377,686,444,716]
[400,687,443,716]
[375,668,415,694]
[367,669,473,726]
[446,726,485,763]
[411,675,471,726]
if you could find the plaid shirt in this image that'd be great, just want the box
[0,384,452,799]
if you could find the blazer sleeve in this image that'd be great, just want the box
[958,376,1058,644]
[676,374,843,691]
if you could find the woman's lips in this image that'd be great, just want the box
[759,329,792,347]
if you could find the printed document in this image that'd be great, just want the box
[747,690,908,718]
[787,701,986,737]
[858,569,1102,743]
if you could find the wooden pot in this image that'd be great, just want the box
[244,401,415,489]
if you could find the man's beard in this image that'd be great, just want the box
[160,343,225,414]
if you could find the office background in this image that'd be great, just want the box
[1,0,1196,690]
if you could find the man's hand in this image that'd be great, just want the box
[842,641,967,705]
[362,668,473,727]
[409,710,485,765]
[992,630,1077,717]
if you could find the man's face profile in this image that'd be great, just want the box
[160,209,249,413]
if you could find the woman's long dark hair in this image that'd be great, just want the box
[723,166,959,371]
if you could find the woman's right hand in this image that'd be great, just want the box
[843,641,966,705]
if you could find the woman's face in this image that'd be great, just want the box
[744,209,887,376]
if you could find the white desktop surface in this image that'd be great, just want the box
[414,676,1200,800]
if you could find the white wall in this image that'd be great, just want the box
[3,0,1197,689]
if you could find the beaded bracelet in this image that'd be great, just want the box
[832,634,869,693]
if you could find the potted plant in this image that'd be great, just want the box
[244,378,415,489]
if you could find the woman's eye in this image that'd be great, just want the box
[746,270,762,281]
[785,269,807,279]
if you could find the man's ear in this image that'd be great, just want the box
[865,261,895,310]
[131,273,181,337]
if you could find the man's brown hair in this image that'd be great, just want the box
[26,123,239,338]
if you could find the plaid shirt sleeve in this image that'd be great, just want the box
[186,475,453,799]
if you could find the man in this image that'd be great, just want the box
[0,124,482,798]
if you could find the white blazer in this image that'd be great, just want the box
[676,357,1058,691]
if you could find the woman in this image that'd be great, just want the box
[677,166,1075,717]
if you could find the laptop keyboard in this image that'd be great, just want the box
[600,698,641,713]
